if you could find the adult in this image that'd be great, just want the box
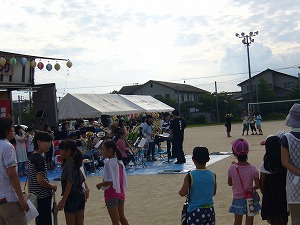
[170,110,186,164]
[44,124,55,171]
[0,117,29,225]
[28,131,57,225]
[281,103,300,224]
[15,125,28,177]
[115,130,136,166]
[162,112,173,158]
[26,127,35,159]
[142,115,156,161]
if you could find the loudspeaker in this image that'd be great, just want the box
[33,83,58,130]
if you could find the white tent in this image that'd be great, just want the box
[57,93,174,120]
[120,95,174,112]
[57,93,144,120]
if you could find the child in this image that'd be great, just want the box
[96,139,129,225]
[179,146,216,225]
[228,139,261,225]
[255,112,263,135]
[28,131,57,225]
[260,135,288,225]
[225,113,232,137]
[57,140,86,225]
[241,109,249,136]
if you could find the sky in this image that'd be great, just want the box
[2,0,300,99]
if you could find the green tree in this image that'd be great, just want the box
[252,78,276,116]
[154,96,178,111]
[197,92,241,122]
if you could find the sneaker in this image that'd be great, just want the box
[152,157,157,161]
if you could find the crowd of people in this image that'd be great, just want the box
[1,103,300,225]
[179,104,300,225]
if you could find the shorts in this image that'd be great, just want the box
[106,198,125,208]
[64,192,85,213]
[187,206,215,225]
[0,202,27,225]
[256,125,261,129]
[229,194,261,215]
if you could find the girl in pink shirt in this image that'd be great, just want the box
[228,139,261,225]
[96,139,129,225]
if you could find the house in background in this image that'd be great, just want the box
[235,68,298,103]
[118,80,209,104]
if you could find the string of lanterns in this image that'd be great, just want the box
[0,56,72,71]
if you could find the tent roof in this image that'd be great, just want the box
[120,95,174,113]
[57,93,174,120]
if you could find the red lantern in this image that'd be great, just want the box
[37,62,44,70]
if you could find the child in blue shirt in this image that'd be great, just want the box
[179,146,217,225]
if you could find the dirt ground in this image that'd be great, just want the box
[28,120,290,225]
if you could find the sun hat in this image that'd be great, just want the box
[286,103,300,128]
[232,139,249,155]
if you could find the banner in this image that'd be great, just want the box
[0,99,11,117]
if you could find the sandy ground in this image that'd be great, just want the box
[28,120,290,225]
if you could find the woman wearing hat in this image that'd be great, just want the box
[281,103,300,224]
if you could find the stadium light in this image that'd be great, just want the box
[236,31,259,103]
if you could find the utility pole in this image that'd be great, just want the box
[215,81,220,123]
[236,31,259,104]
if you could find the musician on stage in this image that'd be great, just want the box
[162,112,174,159]
[142,115,157,161]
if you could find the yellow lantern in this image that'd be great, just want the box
[0,57,6,66]
[54,63,61,71]
[30,60,37,68]
[66,60,72,68]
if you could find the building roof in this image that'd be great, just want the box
[118,84,141,95]
[237,68,297,86]
[148,80,208,93]
[118,80,208,94]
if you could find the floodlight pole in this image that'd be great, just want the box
[236,31,259,105]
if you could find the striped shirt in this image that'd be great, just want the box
[28,153,52,198]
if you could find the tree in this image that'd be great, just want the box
[197,92,241,122]
[154,96,177,110]
[252,78,276,116]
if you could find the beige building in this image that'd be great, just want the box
[119,80,208,104]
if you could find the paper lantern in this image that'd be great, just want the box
[54,63,61,71]
[46,63,52,71]
[20,57,27,66]
[10,57,17,66]
[37,62,44,70]
[0,57,6,66]
[66,60,72,68]
[30,60,37,68]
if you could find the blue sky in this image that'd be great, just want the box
[2,0,300,98]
